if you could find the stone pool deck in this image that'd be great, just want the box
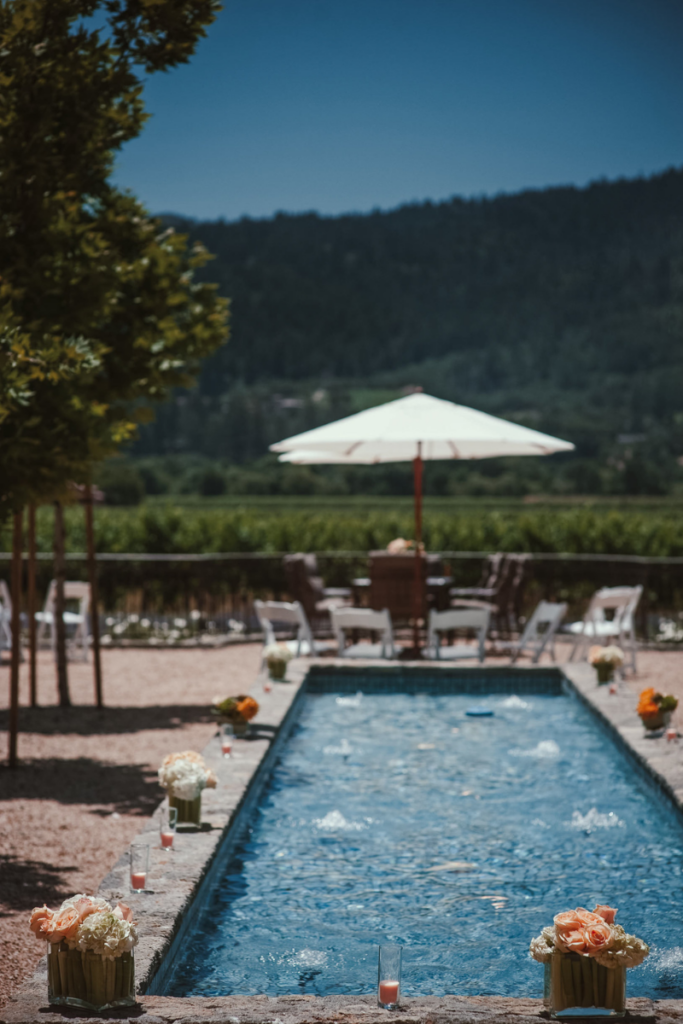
[5,655,683,1024]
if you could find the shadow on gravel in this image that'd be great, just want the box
[0,704,213,736]
[0,758,160,815]
[0,855,79,914]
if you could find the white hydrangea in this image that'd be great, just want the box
[264,642,293,663]
[530,926,557,963]
[158,756,210,801]
[71,912,138,959]
[593,925,650,969]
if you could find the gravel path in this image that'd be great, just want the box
[1,643,681,1009]
[0,645,261,1009]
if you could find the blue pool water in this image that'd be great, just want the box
[165,689,683,998]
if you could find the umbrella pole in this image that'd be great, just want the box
[413,446,423,654]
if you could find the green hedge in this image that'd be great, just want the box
[5,503,683,558]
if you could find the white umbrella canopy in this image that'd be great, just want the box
[272,392,574,652]
[277,449,373,465]
[271,393,574,462]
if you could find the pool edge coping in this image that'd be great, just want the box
[6,656,683,1024]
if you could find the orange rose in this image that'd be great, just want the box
[45,906,80,943]
[237,697,259,721]
[594,904,617,925]
[583,921,613,953]
[557,929,587,954]
[29,905,55,940]
[576,908,605,927]
[553,910,584,935]
[114,903,134,923]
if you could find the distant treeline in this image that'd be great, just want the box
[126,167,683,496]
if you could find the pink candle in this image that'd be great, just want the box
[161,832,174,848]
[608,684,617,695]
[379,981,399,1005]
[131,872,146,890]
[666,727,678,742]
[222,742,232,755]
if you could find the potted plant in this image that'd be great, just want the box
[30,895,138,1011]
[263,642,293,680]
[157,751,217,825]
[589,646,624,684]
[212,694,260,736]
[530,904,649,1018]
[636,687,678,733]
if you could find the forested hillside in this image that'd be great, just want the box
[116,168,683,501]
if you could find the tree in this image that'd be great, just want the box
[0,0,230,723]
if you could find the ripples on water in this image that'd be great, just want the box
[166,691,683,998]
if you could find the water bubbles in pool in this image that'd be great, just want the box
[510,739,560,759]
[313,809,370,831]
[649,947,683,972]
[335,692,363,707]
[501,695,532,709]
[569,807,625,832]
[323,738,353,755]
[284,949,328,969]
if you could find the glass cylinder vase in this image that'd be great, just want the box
[544,953,625,1018]
[48,942,135,1011]
[595,664,614,684]
[169,793,201,825]
[267,658,287,680]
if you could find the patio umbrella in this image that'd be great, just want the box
[271,392,574,647]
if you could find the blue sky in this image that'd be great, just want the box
[113,0,683,221]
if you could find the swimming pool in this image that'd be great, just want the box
[161,675,683,999]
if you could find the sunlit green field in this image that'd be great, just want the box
[3,496,683,557]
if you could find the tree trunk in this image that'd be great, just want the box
[9,510,22,768]
[28,504,37,707]
[53,501,70,707]
[84,485,103,707]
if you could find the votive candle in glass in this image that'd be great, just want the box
[378,944,402,1009]
[221,723,234,757]
[160,805,178,849]
[130,843,149,893]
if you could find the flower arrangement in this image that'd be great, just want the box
[637,687,678,731]
[263,641,293,679]
[213,694,260,731]
[530,905,648,968]
[30,895,137,956]
[158,751,216,824]
[530,905,648,1016]
[589,646,624,683]
[30,895,138,1009]
[158,751,217,802]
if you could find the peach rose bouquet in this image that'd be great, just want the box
[30,895,138,957]
[530,904,648,1015]
[31,894,138,1010]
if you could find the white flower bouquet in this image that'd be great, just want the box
[264,641,293,679]
[530,905,648,1017]
[589,646,624,683]
[30,895,138,1010]
[158,750,217,823]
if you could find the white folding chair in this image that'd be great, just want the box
[566,585,642,674]
[0,580,13,659]
[423,607,490,662]
[495,600,567,664]
[331,607,401,659]
[36,580,91,661]
[254,599,332,664]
